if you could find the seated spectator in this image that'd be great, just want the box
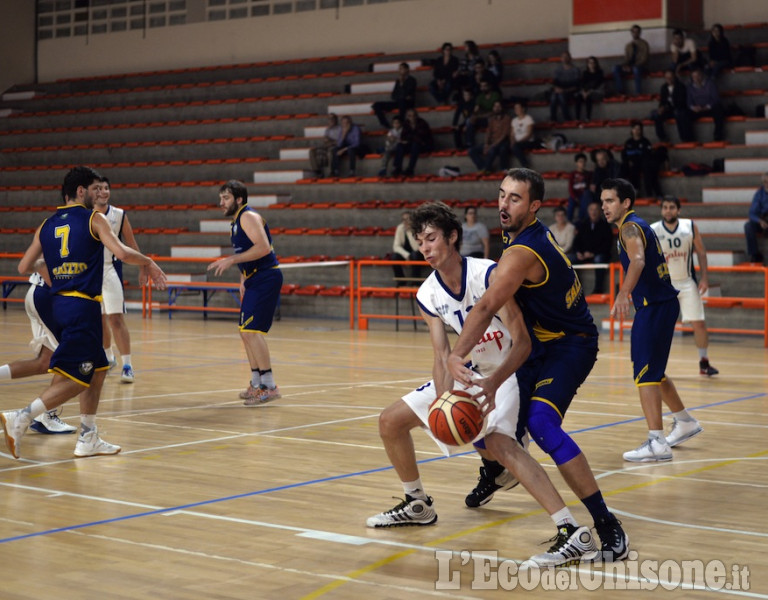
[621,120,662,198]
[686,67,725,141]
[454,40,483,93]
[651,69,694,142]
[590,148,620,197]
[392,210,422,279]
[612,24,650,96]
[460,206,490,259]
[550,206,576,260]
[744,172,768,263]
[707,23,733,79]
[470,59,493,95]
[510,100,536,168]
[567,152,592,223]
[670,29,700,78]
[549,51,580,122]
[393,108,433,177]
[331,115,364,177]
[372,62,417,128]
[309,113,341,178]
[378,116,403,177]
[486,50,504,88]
[468,100,511,173]
[574,201,614,293]
[429,42,459,104]
[575,56,604,121]
[451,87,475,150]
[465,78,502,146]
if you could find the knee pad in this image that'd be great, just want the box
[527,402,581,465]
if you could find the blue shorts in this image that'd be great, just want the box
[239,267,283,333]
[517,335,598,420]
[631,299,678,385]
[34,285,61,342]
[49,295,109,386]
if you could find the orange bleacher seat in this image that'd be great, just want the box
[283,228,308,235]
[280,284,300,295]
[306,228,331,235]
[294,285,326,296]
[319,286,350,297]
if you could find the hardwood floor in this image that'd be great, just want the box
[1,309,766,599]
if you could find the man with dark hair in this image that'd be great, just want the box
[448,168,629,565]
[600,178,701,462]
[429,42,459,104]
[574,201,613,294]
[612,25,649,95]
[372,62,417,128]
[468,100,510,174]
[686,67,725,142]
[208,180,283,406]
[2,166,167,459]
[651,69,693,142]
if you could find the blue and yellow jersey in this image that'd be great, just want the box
[502,218,597,342]
[231,205,279,279]
[40,204,104,300]
[617,211,678,309]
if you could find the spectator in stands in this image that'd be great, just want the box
[452,87,475,150]
[590,148,621,197]
[454,40,483,93]
[465,78,502,146]
[460,206,490,259]
[429,42,460,104]
[393,108,433,177]
[392,210,422,279]
[744,172,768,263]
[575,56,604,122]
[331,115,363,177]
[651,69,694,142]
[686,67,725,141]
[470,59,493,95]
[670,29,700,78]
[575,201,614,294]
[309,113,341,178]
[378,116,403,177]
[549,51,580,122]
[612,24,650,96]
[486,50,504,88]
[706,23,734,79]
[510,100,536,168]
[621,120,662,198]
[567,152,593,223]
[372,62,417,128]
[468,100,511,174]
[550,206,576,260]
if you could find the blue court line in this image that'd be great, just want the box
[0,391,764,545]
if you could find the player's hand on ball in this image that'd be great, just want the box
[447,354,474,388]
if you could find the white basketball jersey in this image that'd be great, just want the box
[416,257,511,376]
[102,205,125,264]
[651,218,694,281]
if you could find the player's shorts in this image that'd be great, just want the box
[517,334,598,420]
[631,298,678,386]
[239,267,283,334]
[24,284,59,355]
[403,374,523,457]
[672,277,705,322]
[101,261,125,315]
[49,295,109,386]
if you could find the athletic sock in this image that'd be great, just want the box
[551,507,577,528]
[698,347,707,360]
[581,490,610,521]
[25,398,47,420]
[121,354,132,368]
[260,369,275,389]
[80,414,96,434]
[0,365,11,380]
[649,430,665,442]
[250,369,261,388]
[105,347,115,362]
[672,409,694,422]
[403,478,428,501]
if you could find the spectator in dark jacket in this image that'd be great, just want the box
[549,51,581,122]
[707,23,734,79]
[372,62,417,128]
[621,121,662,197]
[575,201,614,293]
[590,148,621,197]
[651,69,693,142]
[575,56,604,121]
[429,42,460,104]
[452,87,475,149]
[686,67,725,141]
[393,108,433,177]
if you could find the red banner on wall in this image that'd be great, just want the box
[573,0,662,26]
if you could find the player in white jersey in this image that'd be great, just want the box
[366,202,600,567]
[651,197,718,378]
[95,178,146,383]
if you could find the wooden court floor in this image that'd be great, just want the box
[0,308,767,599]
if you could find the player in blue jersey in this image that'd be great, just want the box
[1,166,167,460]
[448,168,629,564]
[600,178,702,463]
[208,180,283,406]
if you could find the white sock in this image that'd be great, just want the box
[121,354,132,368]
[0,364,11,380]
[698,348,707,359]
[673,409,694,422]
[105,347,115,362]
[649,430,665,442]
[551,507,576,528]
[403,478,427,500]
[25,398,47,420]
[260,369,275,389]
[250,369,261,388]
[80,414,96,433]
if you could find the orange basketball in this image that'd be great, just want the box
[428,390,484,446]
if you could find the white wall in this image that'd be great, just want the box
[0,0,36,93]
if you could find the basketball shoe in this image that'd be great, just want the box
[74,427,121,457]
[699,359,719,376]
[623,437,673,462]
[239,383,259,400]
[244,385,280,406]
[666,418,703,447]
[30,409,77,434]
[465,466,519,507]
[366,495,437,528]
[121,365,135,383]
[593,514,630,562]
[1,410,32,459]
[524,524,599,567]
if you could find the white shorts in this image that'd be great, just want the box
[101,263,125,315]
[402,375,522,457]
[672,277,705,322]
[24,285,58,355]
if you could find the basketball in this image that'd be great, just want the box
[428,390,484,446]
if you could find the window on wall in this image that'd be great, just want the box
[37,0,188,38]
[206,0,408,20]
